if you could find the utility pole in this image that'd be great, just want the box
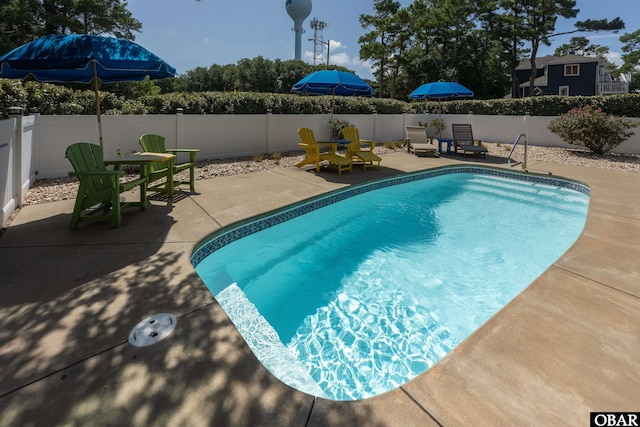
[308,18,330,67]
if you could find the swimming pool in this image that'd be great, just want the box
[192,166,589,401]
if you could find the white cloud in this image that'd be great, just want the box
[605,51,623,66]
[303,39,375,79]
[329,51,374,79]
[587,33,620,41]
[329,51,351,66]
[303,50,315,62]
[327,40,345,50]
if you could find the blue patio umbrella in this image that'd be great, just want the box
[409,81,474,123]
[292,70,374,96]
[409,81,473,100]
[292,70,374,119]
[0,34,176,147]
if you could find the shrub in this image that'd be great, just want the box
[327,118,351,139]
[4,78,640,117]
[547,106,639,155]
[384,140,403,149]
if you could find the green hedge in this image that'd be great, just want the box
[434,95,640,117]
[2,79,639,117]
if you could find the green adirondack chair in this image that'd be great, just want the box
[139,134,198,193]
[65,143,147,229]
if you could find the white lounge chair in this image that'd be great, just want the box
[405,126,439,157]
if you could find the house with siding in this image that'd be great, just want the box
[514,54,629,97]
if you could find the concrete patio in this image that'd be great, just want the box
[0,151,638,426]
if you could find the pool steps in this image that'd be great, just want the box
[216,283,330,399]
[468,176,589,213]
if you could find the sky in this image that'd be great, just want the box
[126,0,639,81]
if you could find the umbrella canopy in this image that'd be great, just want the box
[292,70,373,123]
[0,34,176,147]
[292,70,374,96]
[408,81,473,100]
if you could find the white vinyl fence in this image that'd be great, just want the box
[1,112,37,226]
[2,109,640,225]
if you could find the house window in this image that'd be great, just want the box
[559,86,569,96]
[565,64,579,76]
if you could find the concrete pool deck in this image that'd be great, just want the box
[0,151,638,426]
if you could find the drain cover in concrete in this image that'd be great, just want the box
[128,313,177,347]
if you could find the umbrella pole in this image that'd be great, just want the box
[92,60,103,148]
[329,90,335,140]
[330,89,335,122]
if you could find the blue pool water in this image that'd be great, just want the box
[192,168,589,401]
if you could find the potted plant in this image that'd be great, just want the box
[426,118,446,140]
[327,119,352,140]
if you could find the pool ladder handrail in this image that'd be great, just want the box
[508,133,528,169]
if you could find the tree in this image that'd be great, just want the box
[383,7,411,99]
[0,0,141,55]
[0,0,42,52]
[518,0,624,97]
[273,59,314,93]
[477,0,528,99]
[358,0,403,98]
[555,17,625,37]
[154,57,337,94]
[619,29,640,93]
[235,56,276,93]
[553,36,610,58]
[519,0,579,96]
[398,0,509,100]
[105,76,161,98]
[620,30,640,73]
[402,0,474,95]
[73,0,142,39]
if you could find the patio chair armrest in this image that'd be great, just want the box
[166,148,198,163]
[298,142,320,153]
[360,140,376,150]
[165,148,199,153]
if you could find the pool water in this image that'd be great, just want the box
[193,169,589,400]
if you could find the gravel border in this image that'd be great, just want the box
[2,143,639,232]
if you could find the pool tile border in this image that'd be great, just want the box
[191,166,590,267]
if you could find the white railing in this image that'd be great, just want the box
[598,82,629,95]
[508,133,528,169]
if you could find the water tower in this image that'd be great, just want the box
[285,0,312,60]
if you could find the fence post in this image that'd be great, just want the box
[24,109,39,202]
[266,109,271,154]
[372,110,377,142]
[175,108,183,149]
[8,107,24,207]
